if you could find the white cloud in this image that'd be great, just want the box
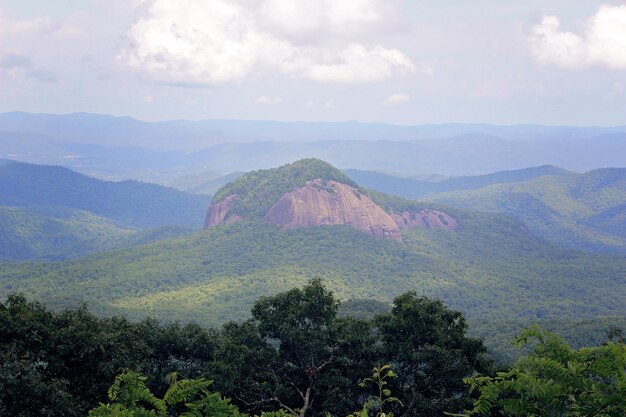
[530,5,626,70]
[382,93,410,106]
[255,95,283,105]
[118,0,287,84]
[118,0,413,85]
[296,44,414,83]
[258,0,384,39]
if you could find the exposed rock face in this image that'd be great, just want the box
[205,178,458,240]
[392,210,458,231]
[204,195,242,228]
[264,179,403,240]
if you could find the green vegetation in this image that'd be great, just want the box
[460,325,626,416]
[470,316,626,364]
[1,214,624,361]
[0,161,211,228]
[1,281,491,417]
[88,372,243,417]
[0,293,219,417]
[427,168,626,253]
[212,159,359,218]
[4,283,622,417]
[345,165,572,200]
[0,206,194,261]
[1,158,624,364]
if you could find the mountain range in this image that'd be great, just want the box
[0,158,624,361]
[0,160,206,260]
[2,112,626,181]
[350,166,626,253]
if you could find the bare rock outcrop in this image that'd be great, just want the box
[204,195,242,228]
[204,178,458,241]
[264,179,403,240]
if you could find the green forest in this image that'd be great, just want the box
[2,218,624,361]
[1,280,624,417]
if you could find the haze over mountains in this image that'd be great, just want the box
[2,112,626,181]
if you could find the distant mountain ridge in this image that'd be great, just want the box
[2,112,626,180]
[0,161,211,229]
[344,165,572,199]
[2,112,626,149]
[426,168,626,253]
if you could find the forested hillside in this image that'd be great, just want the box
[345,165,572,199]
[0,161,211,228]
[427,168,626,253]
[0,206,194,260]
[1,218,624,347]
[1,159,624,360]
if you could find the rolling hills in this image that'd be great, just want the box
[0,206,194,261]
[1,160,623,341]
[0,160,207,260]
[426,168,626,253]
[344,165,572,199]
[0,161,211,229]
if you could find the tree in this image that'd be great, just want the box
[211,281,375,417]
[0,293,218,416]
[461,325,626,417]
[249,278,340,417]
[376,293,491,417]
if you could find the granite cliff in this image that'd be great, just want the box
[204,159,457,240]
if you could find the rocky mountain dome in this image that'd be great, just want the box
[204,159,457,240]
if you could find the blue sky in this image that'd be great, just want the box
[1,0,625,125]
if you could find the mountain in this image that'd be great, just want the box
[3,112,626,150]
[205,159,456,240]
[165,171,244,195]
[2,112,626,180]
[426,168,626,253]
[344,165,572,199]
[0,206,193,261]
[0,161,211,228]
[1,160,624,357]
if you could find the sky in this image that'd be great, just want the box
[1,0,626,125]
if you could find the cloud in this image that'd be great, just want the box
[0,53,32,68]
[0,53,57,83]
[119,0,413,85]
[255,96,283,105]
[530,4,626,69]
[0,9,57,36]
[382,93,410,106]
[291,44,414,83]
[258,0,386,40]
[27,69,57,83]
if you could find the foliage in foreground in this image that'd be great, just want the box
[88,371,245,417]
[459,325,626,417]
[0,280,490,417]
[2,280,624,417]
